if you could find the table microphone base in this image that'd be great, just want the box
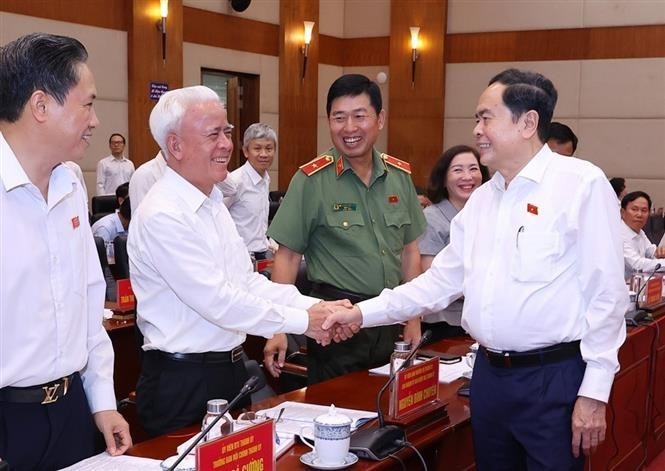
[349,425,405,461]
[625,308,647,326]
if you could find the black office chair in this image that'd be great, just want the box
[645,214,664,245]
[91,195,119,214]
[268,190,285,202]
[94,236,108,271]
[113,234,130,280]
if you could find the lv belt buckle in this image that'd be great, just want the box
[231,346,243,363]
[41,376,69,404]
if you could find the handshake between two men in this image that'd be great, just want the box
[263,299,365,378]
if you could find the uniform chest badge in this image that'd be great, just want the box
[333,203,357,211]
[388,195,399,204]
[527,203,539,215]
[71,216,80,229]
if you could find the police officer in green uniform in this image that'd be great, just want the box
[264,74,426,384]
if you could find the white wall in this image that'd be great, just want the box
[0,12,128,203]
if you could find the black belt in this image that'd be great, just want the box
[0,373,76,404]
[481,340,581,368]
[151,346,244,364]
[310,282,374,304]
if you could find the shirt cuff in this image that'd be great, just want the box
[86,384,118,414]
[357,296,390,328]
[577,364,615,403]
[280,307,309,335]
[291,294,321,310]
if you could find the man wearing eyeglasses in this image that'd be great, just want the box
[96,133,135,196]
[264,74,426,384]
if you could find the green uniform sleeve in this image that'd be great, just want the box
[267,171,316,254]
[401,175,427,245]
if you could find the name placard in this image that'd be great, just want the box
[391,357,439,419]
[197,420,275,471]
[116,278,135,311]
[645,276,663,306]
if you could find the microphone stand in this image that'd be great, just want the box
[626,263,662,326]
[166,376,259,471]
[349,330,431,460]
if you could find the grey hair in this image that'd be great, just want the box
[242,122,277,149]
[149,85,222,157]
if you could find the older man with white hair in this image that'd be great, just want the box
[127,86,349,436]
[223,122,277,260]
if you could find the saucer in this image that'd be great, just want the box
[300,451,358,470]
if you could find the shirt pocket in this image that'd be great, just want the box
[383,210,411,252]
[511,231,561,283]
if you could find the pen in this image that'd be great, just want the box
[516,225,525,248]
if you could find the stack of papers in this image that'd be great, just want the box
[369,354,474,383]
[58,453,161,470]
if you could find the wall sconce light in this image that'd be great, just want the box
[301,20,315,81]
[409,26,420,88]
[157,0,168,62]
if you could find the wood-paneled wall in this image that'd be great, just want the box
[0,0,128,30]
[277,1,319,189]
[387,0,447,187]
[128,0,183,168]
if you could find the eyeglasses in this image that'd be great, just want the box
[110,141,125,145]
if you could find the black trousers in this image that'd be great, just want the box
[0,373,97,471]
[137,351,250,437]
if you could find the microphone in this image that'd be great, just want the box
[167,375,259,471]
[349,330,432,461]
[626,263,662,326]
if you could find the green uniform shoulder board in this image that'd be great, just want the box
[300,154,334,176]
[381,153,412,174]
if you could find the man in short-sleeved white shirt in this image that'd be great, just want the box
[223,123,275,259]
[96,133,135,195]
[128,150,166,215]
[620,190,665,279]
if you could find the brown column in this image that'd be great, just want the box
[128,0,183,168]
[278,0,319,190]
[388,0,447,188]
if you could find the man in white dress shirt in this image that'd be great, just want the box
[325,69,627,470]
[0,32,131,470]
[96,133,135,195]
[128,86,349,436]
[128,150,166,215]
[620,190,665,279]
[223,123,275,260]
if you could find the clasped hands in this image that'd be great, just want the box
[262,300,362,378]
[305,299,362,345]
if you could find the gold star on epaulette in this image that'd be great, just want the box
[381,153,412,174]
[300,155,334,176]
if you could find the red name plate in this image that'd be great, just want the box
[645,277,662,306]
[116,278,135,310]
[393,357,440,419]
[197,420,275,471]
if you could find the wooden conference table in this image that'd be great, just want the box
[127,305,665,470]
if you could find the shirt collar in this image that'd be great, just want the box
[162,167,211,213]
[333,147,387,184]
[242,161,269,186]
[621,219,642,240]
[489,144,553,192]
[1,131,77,206]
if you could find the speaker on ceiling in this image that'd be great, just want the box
[230,0,251,12]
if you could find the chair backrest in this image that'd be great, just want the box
[93,236,109,270]
[90,212,112,225]
[113,234,130,279]
[92,195,119,214]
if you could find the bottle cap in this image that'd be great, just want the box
[394,341,411,352]
[207,398,229,414]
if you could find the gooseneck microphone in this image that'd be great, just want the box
[167,376,259,471]
[626,263,662,326]
[349,330,432,460]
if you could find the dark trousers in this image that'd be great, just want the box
[308,281,398,384]
[137,351,250,437]
[0,373,97,471]
[422,321,467,344]
[470,349,586,471]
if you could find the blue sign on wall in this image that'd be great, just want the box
[149,82,169,101]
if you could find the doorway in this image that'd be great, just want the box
[201,69,260,171]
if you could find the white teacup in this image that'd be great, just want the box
[299,405,351,466]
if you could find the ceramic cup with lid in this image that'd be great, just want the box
[299,404,352,466]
